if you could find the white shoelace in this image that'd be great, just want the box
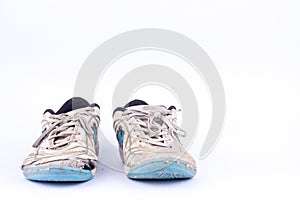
[122,106,186,147]
[33,107,98,149]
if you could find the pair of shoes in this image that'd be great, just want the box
[21,97,197,182]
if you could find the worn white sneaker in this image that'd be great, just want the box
[21,97,100,182]
[113,99,197,179]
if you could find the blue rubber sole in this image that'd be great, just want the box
[127,158,196,179]
[23,165,94,182]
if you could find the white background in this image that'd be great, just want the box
[1,0,300,199]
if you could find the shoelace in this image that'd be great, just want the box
[122,106,186,147]
[32,107,98,149]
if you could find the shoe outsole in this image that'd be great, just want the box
[127,158,196,179]
[23,165,93,182]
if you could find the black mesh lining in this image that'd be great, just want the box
[124,99,148,108]
[56,97,90,114]
[43,97,99,115]
[168,105,176,110]
[112,99,148,116]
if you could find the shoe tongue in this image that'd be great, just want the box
[128,105,166,113]
[55,97,90,114]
